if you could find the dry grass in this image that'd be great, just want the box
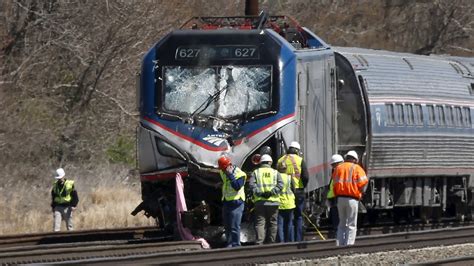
[0,184,155,234]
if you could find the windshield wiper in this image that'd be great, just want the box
[186,84,230,124]
[188,68,234,121]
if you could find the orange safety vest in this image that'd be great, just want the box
[332,162,368,200]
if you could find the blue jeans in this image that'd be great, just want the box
[222,201,244,247]
[294,191,305,241]
[277,209,294,242]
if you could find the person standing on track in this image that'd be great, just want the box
[326,154,344,235]
[276,161,295,242]
[218,155,246,248]
[249,154,283,244]
[51,168,79,232]
[332,151,368,246]
[277,141,309,242]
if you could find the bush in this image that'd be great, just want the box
[106,135,135,166]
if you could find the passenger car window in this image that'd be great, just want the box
[437,106,445,126]
[395,104,404,125]
[406,104,414,125]
[414,104,423,125]
[386,104,395,125]
[427,105,436,126]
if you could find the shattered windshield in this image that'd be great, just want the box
[163,66,272,118]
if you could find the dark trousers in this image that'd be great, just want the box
[277,208,294,242]
[254,204,279,244]
[328,198,339,232]
[294,191,305,241]
[330,207,339,231]
[222,201,244,247]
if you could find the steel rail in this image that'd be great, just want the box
[70,226,474,265]
[0,240,202,265]
[0,226,167,248]
[2,221,473,264]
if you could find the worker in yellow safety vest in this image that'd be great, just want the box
[51,168,79,231]
[326,154,344,235]
[249,154,283,244]
[218,155,246,247]
[277,141,308,242]
[276,162,295,242]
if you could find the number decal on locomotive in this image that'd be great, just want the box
[177,48,201,59]
[234,48,256,58]
[176,46,259,60]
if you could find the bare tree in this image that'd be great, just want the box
[0,0,245,183]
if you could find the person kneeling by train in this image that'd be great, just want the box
[218,156,246,248]
[332,151,368,246]
[249,154,283,244]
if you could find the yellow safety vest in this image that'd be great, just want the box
[53,180,74,204]
[279,173,296,210]
[253,167,280,203]
[327,179,335,199]
[277,154,304,189]
[220,168,246,202]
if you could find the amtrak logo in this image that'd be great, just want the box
[203,135,228,146]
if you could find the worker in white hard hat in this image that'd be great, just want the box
[332,150,368,246]
[249,154,283,244]
[51,168,79,231]
[276,141,309,242]
[326,154,344,237]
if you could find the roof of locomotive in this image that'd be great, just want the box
[334,47,474,106]
[177,15,328,50]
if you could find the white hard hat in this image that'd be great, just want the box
[54,168,65,179]
[330,154,344,165]
[289,141,300,150]
[345,150,358,161]
[260,154,273,163]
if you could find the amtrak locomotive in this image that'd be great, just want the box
[133,14,474,241]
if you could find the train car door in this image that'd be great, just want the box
[334,53,368,165]
[296,51,336,192]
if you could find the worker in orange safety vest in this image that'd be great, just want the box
[332,150,368,246]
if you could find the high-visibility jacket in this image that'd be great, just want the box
[279,173,296,210]
[326,179,335,199]
[220,167,246,202]
[253,167,280,203]
[53,180,75,204]
[332,162,368,200]
[277,154,304,189]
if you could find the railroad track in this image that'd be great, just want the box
[0,226,171,249]
[2,221,473,264]
[305,219,474,240]
[3,225,474,264]
[0,240,202,265]
[77,226,474,265]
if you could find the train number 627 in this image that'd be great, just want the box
[234,48,256,57]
